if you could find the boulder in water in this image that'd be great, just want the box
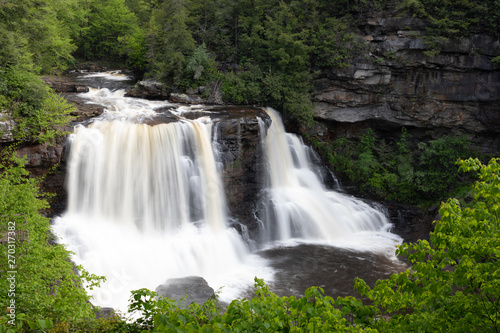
[125,80,170,100]
[156,276,215,307]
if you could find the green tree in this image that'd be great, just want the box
[77,0,139,60]
[147,0,196,83]
[0,67,74,143]
[354,157,500,332]
[0,0,77,73]
[0,152,105,329]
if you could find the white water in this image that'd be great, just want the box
[53,72,402,315]
[53,84,272,313]
[258,108,402,252]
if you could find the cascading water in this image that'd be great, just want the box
[257,108,401,251]
[53,72,403,314]
[52,79,272,312]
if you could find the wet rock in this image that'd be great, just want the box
[126,80,170,100]
[63,94,105,122]
[213,108,271,230]
[156,276,214,307]
[43,76,89,93]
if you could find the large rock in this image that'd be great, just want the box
[16,140,66,168]
[156,276,215,306]
[311,9,500,155]
[170,93,205,104]
[63,94,105,122]
[212,107,270,231]
[125,80,170,100]
[43,76,89,93]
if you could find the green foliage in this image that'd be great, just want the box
[0,152,105,330]
[354,158,500,332]
[221,62,263,104]
[183,43,218,89]
[399,0,500,55]
[0,67,74,143]
[310,17,367,69]
[147,0,196,84]
[0,0,77,73]
[318,128,474,203]
[119,25,148,71]
[76,0,139,61]
[415,134,471,197]
[127,278,369,332]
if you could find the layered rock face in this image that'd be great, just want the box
[197,107,270,230]
[312,9,500,153]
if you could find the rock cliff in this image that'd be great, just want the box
[312,8,500,154]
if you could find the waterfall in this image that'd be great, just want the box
[52,87,272,311]
[258,108,401,250]
[53,72,402,314]
[67,120,226,232]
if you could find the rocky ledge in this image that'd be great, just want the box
[311,9,500,155]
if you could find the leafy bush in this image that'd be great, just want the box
[319,128,474,203]
[0,152,105,330]
[183,43,218,89]
[354,158,500,332]
[0,67,74,143]
[127,279,370,332]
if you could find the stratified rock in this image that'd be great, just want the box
[311,8,500,155]
[125,80,170,100]
[16,139,66,167]
[43,76,89,93]
[156,276,215,307]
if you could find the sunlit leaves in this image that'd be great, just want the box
[354,158,500,332]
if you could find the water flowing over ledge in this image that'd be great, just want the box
[52,71,403,313]
[257,108,401,252]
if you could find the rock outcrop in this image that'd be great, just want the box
[125,80,170,100]
[170,93,206,104]
[212,107,270,230]
[43,76,89,93]
[0,113,15,143]
[311,8,500,154]
[156,276,215,306]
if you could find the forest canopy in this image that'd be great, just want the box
[1,0,499,130]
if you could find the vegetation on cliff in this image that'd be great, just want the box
[311,128,477,204]
[2,0,499,140]
[0,151,105,331]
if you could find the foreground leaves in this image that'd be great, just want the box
[355,158,500,332]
